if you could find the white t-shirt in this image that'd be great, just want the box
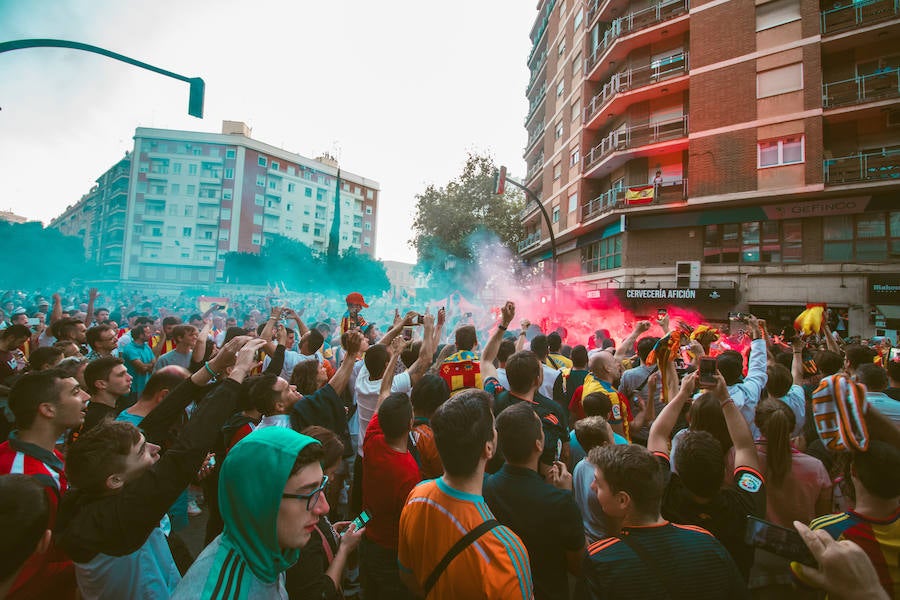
[539,364,561,400]
[263,349,317,380]
[354,364,412,456]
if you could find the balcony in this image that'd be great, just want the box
[582,179,688,221]
[527,0,557,65]
[821,0,899,35]
[525,122,546,154]
[525,84,548,125]
[824,147,900,184]
[525,156,545,184]
[527,50,549,95]
[823,67,900,108]
[586,0,690,78]
[585,52,689,129]
[584,115,689,175]
[518,231,542,252]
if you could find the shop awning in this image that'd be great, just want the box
[876,305,900,320]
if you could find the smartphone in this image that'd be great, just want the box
[27,318,40,327]
[343,510,371,536]
[698,357,718,388]
[657,308,667,319]
[745,516,817,567]
[416,314,425,325]
[402,327,413,341]
[890,348,900,362]
[555,439,562,462]
[728,311,748,321]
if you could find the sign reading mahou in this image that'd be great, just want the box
[868,276,900,304]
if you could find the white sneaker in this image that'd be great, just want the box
[187,499,202,517]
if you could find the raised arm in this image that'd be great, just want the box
[791,337,806,386]
[648,371,697,454]
[614,320,651,362]
[713,372,760,472]
[480,302,515,381]
[192,318,212,364]
[84,288,98,325]
[51,293,63,324]
[516,319,530,352]
[326,331,364,395]
[405,313,436,386]
[285,307,310,337]
[258,305,282,354]
[378,311,417,346]
[377,337,406,411]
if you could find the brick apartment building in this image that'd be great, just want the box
[519,0,900,338]
[52,121,379,287]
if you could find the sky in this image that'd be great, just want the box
[0,0,534,264]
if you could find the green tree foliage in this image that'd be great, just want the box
[0,221,94,288]
[223,234,390,296]
[411,153,525,291]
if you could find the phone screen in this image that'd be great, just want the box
[699,357,717,387]
[347,510,371,533]
[744,516,816,566]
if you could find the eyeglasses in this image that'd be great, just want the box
[282,475,328,511]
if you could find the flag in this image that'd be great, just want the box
[625,185,654,205]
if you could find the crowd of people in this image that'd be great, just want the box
[0,285,898,599]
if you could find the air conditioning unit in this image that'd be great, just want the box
[676,260,700,288]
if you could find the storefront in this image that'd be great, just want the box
[869,275,900,341]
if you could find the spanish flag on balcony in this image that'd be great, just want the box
[625,185,655,205]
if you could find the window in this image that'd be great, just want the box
[317,189,326,201]
[552,206,560,223]
[219,229,229,240]
[556,80,564,98]
[558,41,565,57]
[224,168,234,179]
[572,53,582,78]
[366,206,373,215]
[704,220,802,264]
[287,166,296,176]
[134,225,143,235]
[757,63,803,98]
[255,194,265,206]
[555,121,564,139]
[571,98,581,122]
[583,235,622,273]
[184,205,193,216]
[756,0,801,31]
[570,148,580,167]
[226,149,236,159]
[252,233,261,245]
[186,185,196,195]
[314,227,322,237]
[758,135,804,167]
[170,183,180,195]
[302,224,310,233]
[166,226,175,237]
[151,227,162,237]
[305,187,312,197]
[183,227,192,237]
[365,223,372,231]
[221,208,231,220]
[286,203,292,211]
[256,175,266,187]
[168,204,178,216]
[823,212,900,262]
[568,192,579,212]
[271,161,279,171]
[364,237,371,247]
[253,214,263,225]
[223,190,232,200]
[288,183,296,192]
[553,161,562,180]
[574,7,583,29]
[366,189,374,200]
[189,164,198,176]
[173,163,182,174]
[258,156,267,167]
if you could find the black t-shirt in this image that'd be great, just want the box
[490,387,567,468]
[886,387,900,401]
[483,464,584,600]
[656,452,766,581]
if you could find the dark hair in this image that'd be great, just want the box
[304,330,325,354]
[131,324,150,342]
[547,332,562,352]
[50,318,82,341]
[28,346,64,371]
[1,325,29,341]
[290,442,325,477]
[589,444,664,516]
[765,364,793,398]
[887,359,900,383]
[84,357,125,395]
[497,340,516,364]
[755,398,796,486]
[8,369,68,429]
[141,367,188,400]
[247,374,281,416]
[401,341,422,370]
[530,335,549,360]
[0,474,50,581]
[582,392,613,419]
[66,420,142,493]
[223,326,248,345]
[455,325,477,352]
[815,350,843,376]
[637,337,660,363]
[571,345,588,369]
[856,363,888,391]
[431,389,494,478]
[575,415,612,452]
[162,316,181,328]
[290,360,321,396]
[845,345,875,370]
[410,374,449,417]
[169,325,195,344]
[716,351,744,385]
[363,344,390,379]
[496,403,542,464]
[378,392,413,439]
[674,430,725,498]
[773,350,793,372]
[86,324,115,350]
[505,351,541,393]
[301,426,344,471]
[188,313,203,323]
[853,440,900,499]
[689,393,733,453]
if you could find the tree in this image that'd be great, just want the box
[0,221,95,289]
[411,153,525,292]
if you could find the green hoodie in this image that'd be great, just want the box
[173,427,320,600]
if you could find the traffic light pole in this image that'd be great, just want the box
[0,39,205,118]
[501,171,558,302]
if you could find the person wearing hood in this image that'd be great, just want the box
[172,427,345,599]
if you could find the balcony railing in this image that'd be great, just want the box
[584,115,689,171]
[526,156,545,183]
[527,0,558,65]
[525,84,548,124]
[824,147,900,184]
[586,52,689,124]
[582,179,688,221]
[527,50,549,94]
[586,0,689,74]
[821,0,899,34]
[823,67,900,108]
[518,232,542,252]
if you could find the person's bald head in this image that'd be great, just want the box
[589,351,617,382]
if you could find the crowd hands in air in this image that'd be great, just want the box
[0,285,898,599]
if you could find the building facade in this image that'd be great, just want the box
[52,121,379,286]
[520,0,900,338]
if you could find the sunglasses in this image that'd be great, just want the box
[281,475,328,511]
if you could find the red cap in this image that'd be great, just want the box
[345,292,368,308]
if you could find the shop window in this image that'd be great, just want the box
[704,220,802,264]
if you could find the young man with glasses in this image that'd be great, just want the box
[172,426,342,599]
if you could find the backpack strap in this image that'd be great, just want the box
[423,519,500,597]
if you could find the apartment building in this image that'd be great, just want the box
[52,121,379,286]
[520,0,900,337]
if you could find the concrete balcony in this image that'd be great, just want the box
[525,156,544,185]
[823,67,900,108]
[585,52,689,130]
[824,147,900,184]
[582,179,688,221]
[583,115,689,177]
[525,84,548,126]
[586,0,690,81]
[821,0,899,35]
[518,231,542,252]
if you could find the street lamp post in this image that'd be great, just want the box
[0,38,205,118]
